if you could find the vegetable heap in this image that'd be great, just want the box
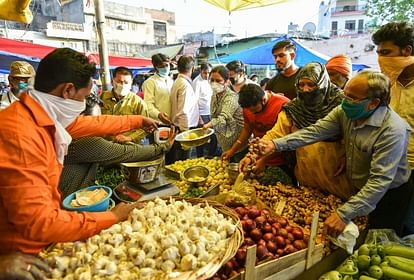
[320,243,414,280]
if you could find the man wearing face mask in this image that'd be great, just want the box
[226,60,256,93]
[265,40,300,100]
[257,71,413,237]
[101,66,149,143]
[0,61,35,110]
[0,48,158,255]
[143,53,174,124]
[372,21,414,234]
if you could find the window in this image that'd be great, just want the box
[331,21,338,36]
[358,19,364,33]
[345,20,356,31]
[154,21,167,45]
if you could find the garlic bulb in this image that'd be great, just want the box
[39,197,237,279]
[181,254,197,271]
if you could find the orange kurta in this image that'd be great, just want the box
[0,93,144,255]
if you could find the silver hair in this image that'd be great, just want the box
[355,70,390,106]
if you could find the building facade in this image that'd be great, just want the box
[0,0,177,57]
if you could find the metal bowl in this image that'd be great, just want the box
[227,163,239,183]
[183,165,210,187]
[175,128,214,148]
[120,156,164,184]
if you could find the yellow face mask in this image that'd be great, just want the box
[378,56,414,85]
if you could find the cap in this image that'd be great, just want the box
[10,61,35,78]
[326,55,352,80]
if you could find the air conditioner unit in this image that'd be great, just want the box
[117,24,126,30]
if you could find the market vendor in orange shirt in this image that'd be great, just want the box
[0,48,158,255]
[222,83,290,171]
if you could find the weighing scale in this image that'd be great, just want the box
[114,172,179,202]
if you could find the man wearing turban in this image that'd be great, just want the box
[326,54,352,89]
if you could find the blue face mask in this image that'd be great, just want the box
[341,99,376,121]
[158,66,170,77]
[16,81,29,93]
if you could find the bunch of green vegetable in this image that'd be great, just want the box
[95,166,125,189]
[319,243,414,280]
[258,166,292,186]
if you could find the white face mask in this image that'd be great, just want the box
[114,82,131,97]
[210,82,225,94]
[35,93,86,127]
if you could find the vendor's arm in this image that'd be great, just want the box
[66,115,157,139]
[336,127,410,223]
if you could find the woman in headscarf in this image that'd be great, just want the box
[241,62,355,199]
[203,66,244,158]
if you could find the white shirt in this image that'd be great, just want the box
[0,91,19,110]
[142,73,174,120]
[192,74,213,116]
[170,74,200,130]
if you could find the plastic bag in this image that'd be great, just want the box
[207,180,257,207]
[0,0,33,24]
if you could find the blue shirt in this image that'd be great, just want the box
[273,105,411,222]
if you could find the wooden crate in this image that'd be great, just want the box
[230,243,324,280]
[231,213,323,280]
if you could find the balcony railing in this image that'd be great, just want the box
[331,5,366,15]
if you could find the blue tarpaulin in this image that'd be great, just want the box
[210,37,369,71]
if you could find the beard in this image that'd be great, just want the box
[276,61,291,74]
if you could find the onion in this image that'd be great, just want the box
[277,228,288,239]
[257,239,266,246]
[261,209,271,217]
[287,233,295,242]
[275,236,286,248]
[271,227,277,235]
[243,219,256,232]
[250,228,262,241]
[255,216,266,229]
[235,207,248,218]
[276,248,284,256]
[224,261,234,275]
[267,241,278,253]
[235,248,247,262]
[256,244,268,260]
[267,217,276,224]
[293,240,307,250]
[263,233,274,242]
[292,227,304,240]
[285,225,293,233]
[284,244,297,255]
[272,223,281,230]
[276,217,288,227]
[244,237,255,246]
[248,208,261,219]
[262,223,273,233]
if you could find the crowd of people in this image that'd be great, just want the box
[0,20,413,279]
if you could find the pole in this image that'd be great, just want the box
[94,0,111,91]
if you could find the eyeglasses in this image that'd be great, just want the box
[343,95,370,104]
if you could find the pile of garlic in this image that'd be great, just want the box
[40,197,237,280]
